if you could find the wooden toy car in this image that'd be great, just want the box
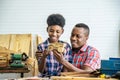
[48,42,65,53]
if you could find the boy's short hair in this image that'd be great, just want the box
[47,14,65,28]
[75,23,90,36]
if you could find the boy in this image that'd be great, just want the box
[36,14,72,77]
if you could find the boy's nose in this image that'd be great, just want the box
[53,32,57,36]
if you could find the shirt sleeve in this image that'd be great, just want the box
[37,44,43,51]
[84,49,101,70]
[36,44,44,64]
[63,43,73,63]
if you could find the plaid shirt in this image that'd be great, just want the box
[37,38,72,77]
[72,44,100,70]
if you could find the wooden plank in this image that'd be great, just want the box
[51,76,117,80]
[61,72,94,77]
[36,34,43,45]
[18,77,49,80]
[33,59,39,76]
[61,72,91,75]
[0,34,11,49]
[9,34,16,51]
[0,66,30,73]
[30,34,34,58]
[9,34,31,55]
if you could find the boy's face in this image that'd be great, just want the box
[47,25,64,43]
[70,27,88,48]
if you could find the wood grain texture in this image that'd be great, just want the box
[0,34,10,49]
[51,76,117,80]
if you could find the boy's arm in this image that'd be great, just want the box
[36,50,48,73]
[38,56,46,73]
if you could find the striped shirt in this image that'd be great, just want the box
[72,44,100,70]
[37,38,72,77]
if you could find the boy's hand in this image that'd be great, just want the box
[53,49,64,63]
[36,50,49,59]
[36,51,43,60]
[42,50,49,58]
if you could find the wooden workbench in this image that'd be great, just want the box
[15,76,118,80]
[0,67,30,78]
[51,76,118,80]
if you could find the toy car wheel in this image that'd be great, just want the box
[58,47,63,53]
[48,45,54,51]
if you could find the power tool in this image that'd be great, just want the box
[9,53,28,68]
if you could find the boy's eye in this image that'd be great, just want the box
[56,31,60,33]
[71,34,74,37]
[50,30,54,32]
[49,30,60,33]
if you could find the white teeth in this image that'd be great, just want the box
[51,37,56,39]
[72,41,76,43]
[72,42,76,44]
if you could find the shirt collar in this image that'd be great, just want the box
[80,44,88,52]
[46,38,61,45]
[72,44,88,54]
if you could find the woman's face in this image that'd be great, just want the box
[47,25,64,43]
